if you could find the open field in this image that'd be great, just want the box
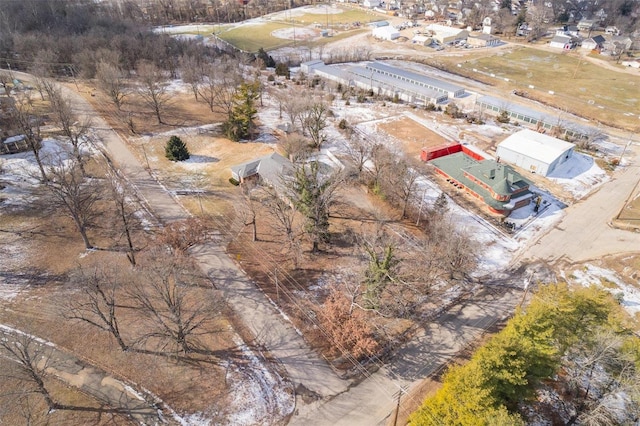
[270,8,384,27]
[216,5,378,53]
[218,22,297,51]
[425,46,640,130]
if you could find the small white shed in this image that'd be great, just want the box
[372,26,400,40]
[496,129,575,177]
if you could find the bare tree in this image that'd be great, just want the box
[131,251,219,355]
[567,329,640,425]
[96,60,128,110]
[179,54,203,101]
[0,70,12,96]
[156,217,208,256]
[45,159,104,249]
[0,332,60,412]
[238,181,259,242]
[13,95,47,182]
[368,143,392,190]
[66,265,130,351]
[197,59,242,119]
[137,61,170,124]
[29,49,57,100]
[345,135,374,179]
[302,101,328,149]
[45,82,93,176]
[389,160,421,219]
[280,90,308,133]
[108,172,142,265]
[263,184,303,268]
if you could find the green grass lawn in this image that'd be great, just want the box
[430,46,640,130]
[217,22,296,52]
[281,8,385,26]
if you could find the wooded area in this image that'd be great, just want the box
[410,284,640,425]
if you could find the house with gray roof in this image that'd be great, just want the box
[581,35,606,51]
[230,152,292,186]
[550,34,576,50]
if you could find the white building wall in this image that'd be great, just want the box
[496,146,552,175]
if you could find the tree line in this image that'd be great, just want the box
[409,283,640,425]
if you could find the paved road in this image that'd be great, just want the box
[524,146,640,264]
[0,325,161,425]
[290,284,524,425]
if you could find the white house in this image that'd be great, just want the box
[550,34,575,50]
[621,60,640,68]
[363,0,381,8]
[581,35,606,51]
[372,26,400,40]
[496,129,575,177]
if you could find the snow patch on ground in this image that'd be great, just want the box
[570,264,640,315]
[547,152,609,199]
[272,27,319,41]
[225,337,295,425]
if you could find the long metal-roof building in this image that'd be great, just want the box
[365,62,466,98]
[300,60,461,105]
[476,95,596,140]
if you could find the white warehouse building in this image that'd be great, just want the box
[496,129,575,177]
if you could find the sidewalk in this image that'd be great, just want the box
[0,326,163,425]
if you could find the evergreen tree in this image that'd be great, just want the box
[291,161,340,253]
[165,135,190,161]
[275,62,290,79]
[223,81,260,141]
[256,48,276,68]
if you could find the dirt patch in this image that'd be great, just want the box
[376,115,452,159]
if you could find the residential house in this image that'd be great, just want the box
[363,0,381,8]
[549,34,576,50]
[556,25,579,37]
[230,152,292,186]
[604,35,632,53]
[581,35,606,52]
[577,19,596,32]
[605,26,620,36]
[621,60,640,69]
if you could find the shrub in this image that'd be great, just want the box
[267,74,275,82]
[229,177,240,186]
[497,110,510,124]
[425,103,436,111]
[338,119,348,130]
[165,135,190,161]
[275,62,290,79]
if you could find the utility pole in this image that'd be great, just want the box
[392,387,406,426]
